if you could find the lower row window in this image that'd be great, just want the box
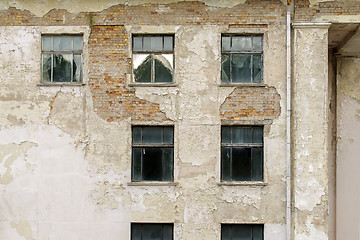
[131,223,263,240]
[131,223,173,240]
[222,224,264,240]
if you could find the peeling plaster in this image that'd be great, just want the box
[295,178,325,212]
[296,217,327,240]
[0,0,288,17]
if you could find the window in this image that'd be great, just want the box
[132,126,174,181]
[222,224,263,240]
[221,126,263,181]
[41,35,83,83]
[221,35,263,83]
[131,223,173,240]
[132,35,174,83]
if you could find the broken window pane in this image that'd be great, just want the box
[232,148,251,181]
[73,54,82,82]
[132,35,174,83]
[221,35,263,83]
[133,54,152,82]
[41,35,83,83]
[253,55,262,83]
[231,54,251,83]
[154,54,173,82]
[132,126,174,182]
[221,126,264,182]
[53,54,72,82]
[221,54,230,83]
[42,54,52,82]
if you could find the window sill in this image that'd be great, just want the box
[37,82,85,87]
[219,83,266,87]
[127,182,178,186]
[218,181,267,186]
[128,83,178,87]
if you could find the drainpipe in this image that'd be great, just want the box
[286,1,294,240]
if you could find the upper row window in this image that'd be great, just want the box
[42,35,83,83]
[221,35,263,84]
[132,35,174,83]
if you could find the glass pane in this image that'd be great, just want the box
[221,225,231,240]
[154,54,173,82]
[53,54,72,82]
[253,55,262,83]
[232,54,251,83]
[143,36,152,51]
[221,127,231,144]
[151,36,163,51]
[251,148,263,181]
[163,148,174,181]
[133,127,142,143]
[232,36,251,51]
[232,148,251,181]
[162,224,173,240]
[143,127,162,144]
[42,36,52,51]
[233,225,251,240]
[133,54,152,82]
[133,36,143,51]
[42,54,52,82]
[221,54,230,83]
[233,127,252,144]
[73,54,82,82]
[131,224,141,240]
[222,36,231,51]
[163,127,174,144]
[221,148,231,181]
[253,127,263,143]
[253,36,262,51]
[252,225,263,240]
[143,148,163,181]
[132,148,142,181]
[143,224,162,240]
[73,36,82,50]
[54,35,72,51]
[164,36,173,51]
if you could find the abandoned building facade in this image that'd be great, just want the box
[0,0,360,239]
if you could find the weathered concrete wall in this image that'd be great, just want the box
[292,23,330,240]
[0,1,290,239]
[336,57,360,240]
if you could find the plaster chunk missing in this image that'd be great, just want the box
[295,178,325,212]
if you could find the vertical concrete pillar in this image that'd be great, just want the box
[292,23,331,240]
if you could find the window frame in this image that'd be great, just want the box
[131,126,174,182]
[41,34,83,83]
[132,34,175,84]
[221,125,264,182]
[131,223,174,240]
[221,34,263,84]
[221,224,264,240]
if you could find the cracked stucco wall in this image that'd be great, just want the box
[336,57,360,240]
[0,1,295,240]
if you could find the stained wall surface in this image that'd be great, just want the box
[0,1,288,239]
